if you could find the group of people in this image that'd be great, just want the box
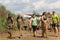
[7,11,60,39]
[41,11,59,38]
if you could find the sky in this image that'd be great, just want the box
[0,0,60,15]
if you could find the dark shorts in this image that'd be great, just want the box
[52,23,58,27]
[17,24,23,30]
[32,25,37,31]
[24,26,27,28]
[17,24,20,30]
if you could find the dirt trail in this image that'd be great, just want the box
[0,30,60,40]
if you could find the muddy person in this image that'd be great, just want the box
[47,12,53,32]
[52,11,59,37]
[31,14,38,37]
[37,16,42,30]
[23,19,28,31]
[7,14,14,38]
[41,12,48,38]
[28,17,32,32]
[17,14,24,38]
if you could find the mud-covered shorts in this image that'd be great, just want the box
[17,23,23,30]
[8,23,13,30]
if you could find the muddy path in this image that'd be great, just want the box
[0,30,60,40]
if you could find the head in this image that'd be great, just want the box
[52,11,55,15]
[42,12,47,16]
[32,14,35,18]
[47,12,50,16]
[47,12,50,15]
[18,13,21,17]
[21,16,24,22]
[28,17,31,20]
[8,14,12,17]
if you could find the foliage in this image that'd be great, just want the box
[0,5,16,32]
[33,10,40,17]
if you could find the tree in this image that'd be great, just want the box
[0,4,16,32]
[0,5,6,17]
[33,10,40,17]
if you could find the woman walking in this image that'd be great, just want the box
[52,11,59,37]
[41,12,48,38]
[28,17,32,31]
[31,14,38,37]
[7,14,14,38]
[16,14,24,38]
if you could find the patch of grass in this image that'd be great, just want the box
[0,17,4,32]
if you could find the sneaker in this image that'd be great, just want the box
[41,36,45,38]
[18,36,21,39]
[33,35,36,37]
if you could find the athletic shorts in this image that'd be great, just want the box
[32,25,37,31]
[52,23,58,27]
[8,23,13,30]
[24,26,27,28]
[17,24,23,30]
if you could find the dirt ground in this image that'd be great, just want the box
[0,29,60,40]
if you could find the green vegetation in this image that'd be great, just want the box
[0,5,59,33]
[0,5,16,32]
[33,10,40,17]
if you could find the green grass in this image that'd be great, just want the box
[0,17,4,32]
[0,17,17,32]
[0,16,29,32]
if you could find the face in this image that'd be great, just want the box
[52,11,55,15]
[18,14,21,17]
[33,15,35,18]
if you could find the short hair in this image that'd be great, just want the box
[32,14,35,17]
[52,11,55,13]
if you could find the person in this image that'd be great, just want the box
[7,14,14,38]
[52,11,59,37]
[31,14,37,37]
[37,16,41,30]
[47,12,53,32]
[16,14,24,38]
[28,17,32,31]
[41,12,48,38]
[23,19,28,31]
[38,15,42,29]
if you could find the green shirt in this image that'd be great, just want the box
[32,18,37,26]
[52,14,58,23]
